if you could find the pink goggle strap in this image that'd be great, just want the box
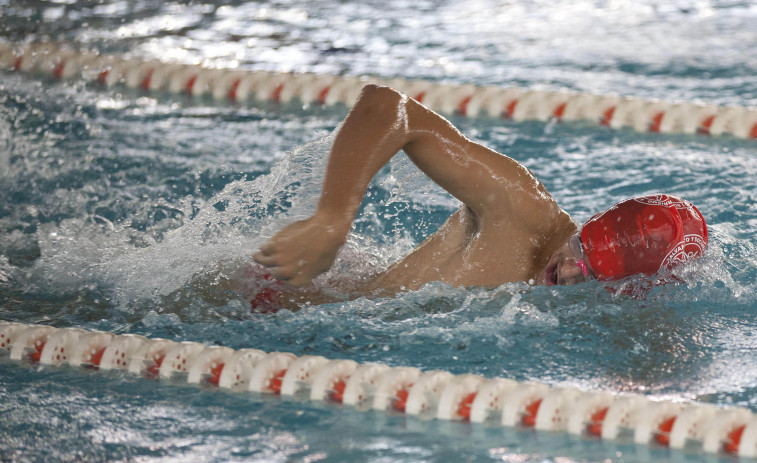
[576,259,589,277]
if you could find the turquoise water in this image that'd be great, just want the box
[1,1,757,462]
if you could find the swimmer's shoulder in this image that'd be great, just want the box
[473,182,571,239]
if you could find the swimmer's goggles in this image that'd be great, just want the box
[568,234,595,280]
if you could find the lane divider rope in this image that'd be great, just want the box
[1,320,756,457]
[1,42,756,139]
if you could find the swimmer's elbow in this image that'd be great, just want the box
[359,83,401,99]
[356,84,405,114]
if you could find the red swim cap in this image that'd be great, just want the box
[580,195,708,281]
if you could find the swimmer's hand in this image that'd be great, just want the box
[253,215,348,287]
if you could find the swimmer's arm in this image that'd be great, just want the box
[315,84,551,224]
[255,84,549,286]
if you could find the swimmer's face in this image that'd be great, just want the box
[539,234,595,286]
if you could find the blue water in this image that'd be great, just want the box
[1,1,757,462]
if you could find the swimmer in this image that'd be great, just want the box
[252,85,707,305]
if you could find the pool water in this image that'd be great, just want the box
[1,1,757,462]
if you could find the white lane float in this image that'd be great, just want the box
[187,345,235,385]
[9,325,56,362]
[5,43,753,140]
[217,348,267,390]
[737,417,757,457]
[372,366,422,412]
[566,390,615,436]
[280,355,330,396]
[436,374,485,421]
[158,341,207,379]
[405,370,455,416]
[248,352,296,393]
[38,328,86,366]
[342,363,391,408]
[702,407,754,454]
[632,400,685,445]
[0,323,28,350]
[501,382,551,427]
[210,70,247,101]
[561,94,620,124]
[309,359,359,402]
[70,331,115,367]
[469,378,518,423]
[99,334,148,371]
[666,402,718,449]
[1,319,756,459]
[533,387,582,431]
[461,86,507,118]
[127,338,177,376]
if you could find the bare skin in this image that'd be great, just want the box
[253,84,583,302]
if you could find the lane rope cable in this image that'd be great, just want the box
[1,320,756,458]
[1,42,756,140]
